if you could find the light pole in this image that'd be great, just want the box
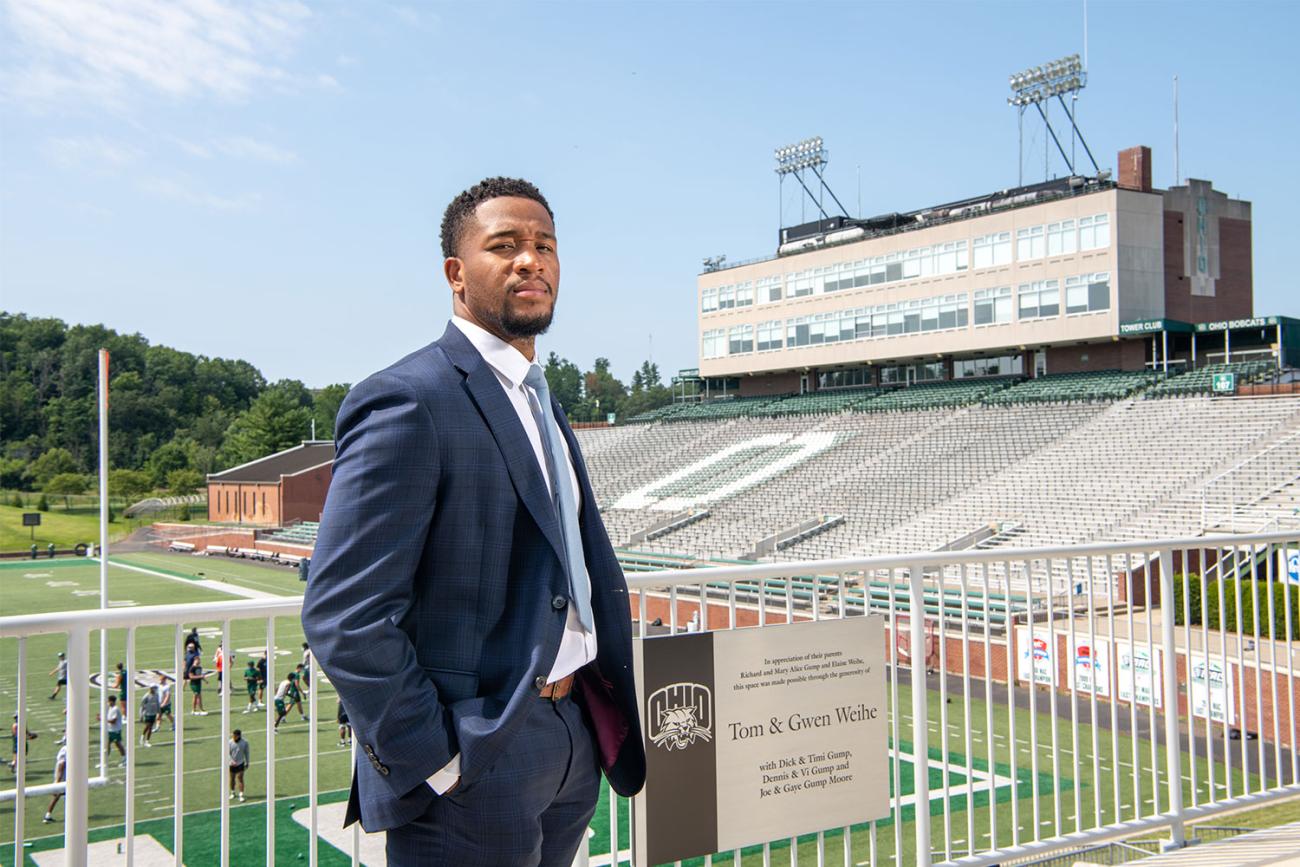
[774,136,851,226]
[1007,53,1099,181]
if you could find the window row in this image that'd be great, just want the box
[1018,272,1111,320]
[701,282,755,312]
[704,274,1111,358]
[1016,213,1110,261]
[954,354,1025,378]
[702,212,1112,313]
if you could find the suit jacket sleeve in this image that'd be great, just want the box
[301,372,453,799]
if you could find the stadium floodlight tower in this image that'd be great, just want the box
[1007,53,1100,184]
[774,135,850,226]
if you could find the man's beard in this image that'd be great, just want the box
[499,300,553,338]
[470,290,554,339]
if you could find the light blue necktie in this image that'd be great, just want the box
[523,364,594,632]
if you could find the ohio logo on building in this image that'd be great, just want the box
[647,682,713,752]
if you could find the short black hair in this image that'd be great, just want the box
[440,176,553,259]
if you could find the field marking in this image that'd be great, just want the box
[97,557,280,600]
[118,552,301,596]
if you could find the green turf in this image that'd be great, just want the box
[114,551,309,597]
[0,505,141,554]
[0,557,1284,865]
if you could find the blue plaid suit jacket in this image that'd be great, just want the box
[302,323,646,832]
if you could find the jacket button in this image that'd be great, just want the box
[534,675,547,690]
[552,595,568,610]
[377,763,390,776]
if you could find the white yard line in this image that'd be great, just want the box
[98,557,282,600]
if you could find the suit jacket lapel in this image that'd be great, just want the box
[438,325,566,568]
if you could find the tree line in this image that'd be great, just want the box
[1,313,673,500]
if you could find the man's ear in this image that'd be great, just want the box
[444,257,463,291]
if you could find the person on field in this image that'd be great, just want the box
[300,643,312,690]
[158,680,175,730]
[242,659,260,713]
[228,729,250,802]
[48,652,68,700]
[44,741,67,823]
[336,699,352,748]
[287,666,308,722]
[10,713,37,772]
[104,695,126,766]
[188,662,209,715]
[256,654,269,708]
[139,685,160,747]
[272,674,294,732]
[113,662,129,706]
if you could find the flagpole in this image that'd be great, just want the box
[98,349,109,775]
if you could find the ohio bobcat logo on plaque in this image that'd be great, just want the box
[647,682,713,751]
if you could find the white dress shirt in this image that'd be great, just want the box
[427,316,598,794]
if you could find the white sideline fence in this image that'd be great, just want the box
[1,531,1298,866]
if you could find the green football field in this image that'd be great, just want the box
[0,554,1278,865]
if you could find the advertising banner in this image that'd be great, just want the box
[1016,626,1057,687]
[1117,644,1163,708]
[1189,654,1235,724]
[633,617,888,866]
[1065,635,1112,698]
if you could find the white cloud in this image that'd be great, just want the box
[140,176,262,211]
[215,135,297,164]
[3,0,311,105]
[171,136,214,159]
[392,5,422,27]
[44,135,143,169]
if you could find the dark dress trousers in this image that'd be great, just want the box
[301,323,646,844]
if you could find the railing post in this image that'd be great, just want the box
[909,564,932,867]
[66,626,90,867]
[1158,549,1187,850]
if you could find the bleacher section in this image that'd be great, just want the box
[984,369,1160,404]
[1145,361,1275,397]
[861,377,1017,411]
[626,362,1281,424]
[263,521,320,546]
[761,387,885,416]
[577,392,1300,570]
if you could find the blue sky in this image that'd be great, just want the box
[2,0,1297,389]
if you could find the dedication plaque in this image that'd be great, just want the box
[633,616,887,865]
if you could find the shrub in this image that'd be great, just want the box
[37,494,49,512]
[178,502,191,522]
[1172,571,1300,641]
[9,492,23,508]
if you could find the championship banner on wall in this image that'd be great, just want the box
[1189,653,1235,724]
[1117,644,1163,708]
[633,617,888,866]
[1015,626,1058,687]
[1066,635,1112,698]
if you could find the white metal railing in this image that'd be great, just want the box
[2,532,1298,866]
[1200,429,1300,532]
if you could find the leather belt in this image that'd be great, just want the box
[538,673,575,702]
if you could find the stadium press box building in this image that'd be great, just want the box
[694,145,1296,397]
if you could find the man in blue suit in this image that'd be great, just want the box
[302,177,645,865]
